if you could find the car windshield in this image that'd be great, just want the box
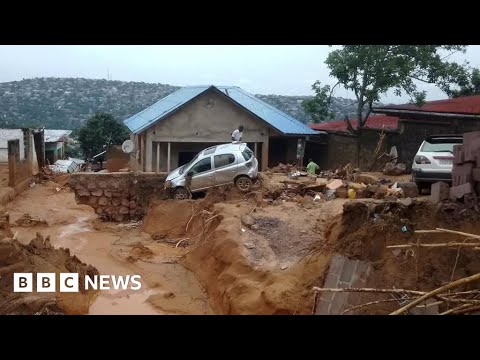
[179,153,200,174]
[421,139,462,153]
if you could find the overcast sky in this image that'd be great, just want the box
[1,45,480,104]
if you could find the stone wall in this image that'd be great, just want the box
[325,130,398,170]
[69,172,168,222]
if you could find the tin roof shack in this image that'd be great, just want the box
[123,85,322,172]
[44,129,72,165]
[49,158,84,174]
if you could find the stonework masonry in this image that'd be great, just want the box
[69,172,168,222]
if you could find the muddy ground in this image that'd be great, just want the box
[1,171,479,315]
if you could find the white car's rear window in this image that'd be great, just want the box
[421,139,462,152]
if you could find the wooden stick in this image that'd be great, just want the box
[435,228,480,239]
[439,303,471,315]
[313,287,480,306]
[185,203,196,233]
[415,230,446,234]
[175,238,189,248]
[387,242,480,249]
[390,272,480,315]
[450,304,480,315]
[342,298,418,314]
[12,231,18,240]
[313,287,425,296]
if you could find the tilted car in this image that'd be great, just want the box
[165,143,258,200]
[412,134,463,191]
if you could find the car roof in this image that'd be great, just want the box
[202,142,246,156]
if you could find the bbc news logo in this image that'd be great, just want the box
[13,273,142,292]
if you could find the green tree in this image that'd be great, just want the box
[305,45,469,130]
[447,68,480,97]
[78,112,129,159]
[302,81,335,123]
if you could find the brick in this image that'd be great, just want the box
[463,132,480,162]
[453,145,465,165]
[430,181,450,203]
[329,292,347,314]
[328,254,345,276]
[452,163,473,186]
[111,197,121,206]
[473,168,480,182]
[315,300,330,315]
[339,259,358,283]
[450,182,473,199]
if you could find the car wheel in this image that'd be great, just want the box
[174,187,190,200]
[235,176,252,192]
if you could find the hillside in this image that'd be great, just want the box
[0,77,365,129]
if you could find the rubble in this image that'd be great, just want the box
[14,213,48,227]
[430,182,450,203]
[383,162,407,176]
[326,179,344,190]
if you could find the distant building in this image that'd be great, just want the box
[44,129,72,164]
[124,85,321,172]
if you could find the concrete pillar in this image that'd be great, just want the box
[167,142,171,173]
[261,136,269,171]
[8,139,19,187]
[146,131,152,172]
[254,142,258,158]
[142,134,146,172]
[156,142,160,173]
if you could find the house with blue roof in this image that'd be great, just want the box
[123,85,323,172]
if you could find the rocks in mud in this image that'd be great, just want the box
[241,214,256,228]
[244,242,256,249]
[15,213,48,227]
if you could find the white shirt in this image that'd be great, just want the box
[231,129,243,141]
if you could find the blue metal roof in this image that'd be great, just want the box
[124,85,321,136]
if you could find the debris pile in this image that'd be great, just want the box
[14,213,48,227]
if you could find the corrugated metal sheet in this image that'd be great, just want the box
[44,129,72,143]
[123,86,320,136]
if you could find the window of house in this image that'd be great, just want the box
[214,154,235,168]
[189,157,212,175]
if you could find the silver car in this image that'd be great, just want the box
[165,142,259,200]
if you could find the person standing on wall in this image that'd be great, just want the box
[231,125,244,143]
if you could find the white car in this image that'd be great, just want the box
[412,134,463,191]
[165,142,259,200]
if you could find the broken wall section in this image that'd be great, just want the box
[69,172,168,221]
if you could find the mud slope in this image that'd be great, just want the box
[325,200,480,314]
[0,210,99,315]
[181,201,336,315]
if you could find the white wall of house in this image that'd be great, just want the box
[0,129,25,162]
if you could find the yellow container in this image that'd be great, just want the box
[348,188,356,199]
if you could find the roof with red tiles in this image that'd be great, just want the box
[309,114,399,133]
[374,95,480,115]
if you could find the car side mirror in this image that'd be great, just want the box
[187,171,193,177]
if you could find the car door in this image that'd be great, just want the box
[188,157,215,190]
[213,153,238,185]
